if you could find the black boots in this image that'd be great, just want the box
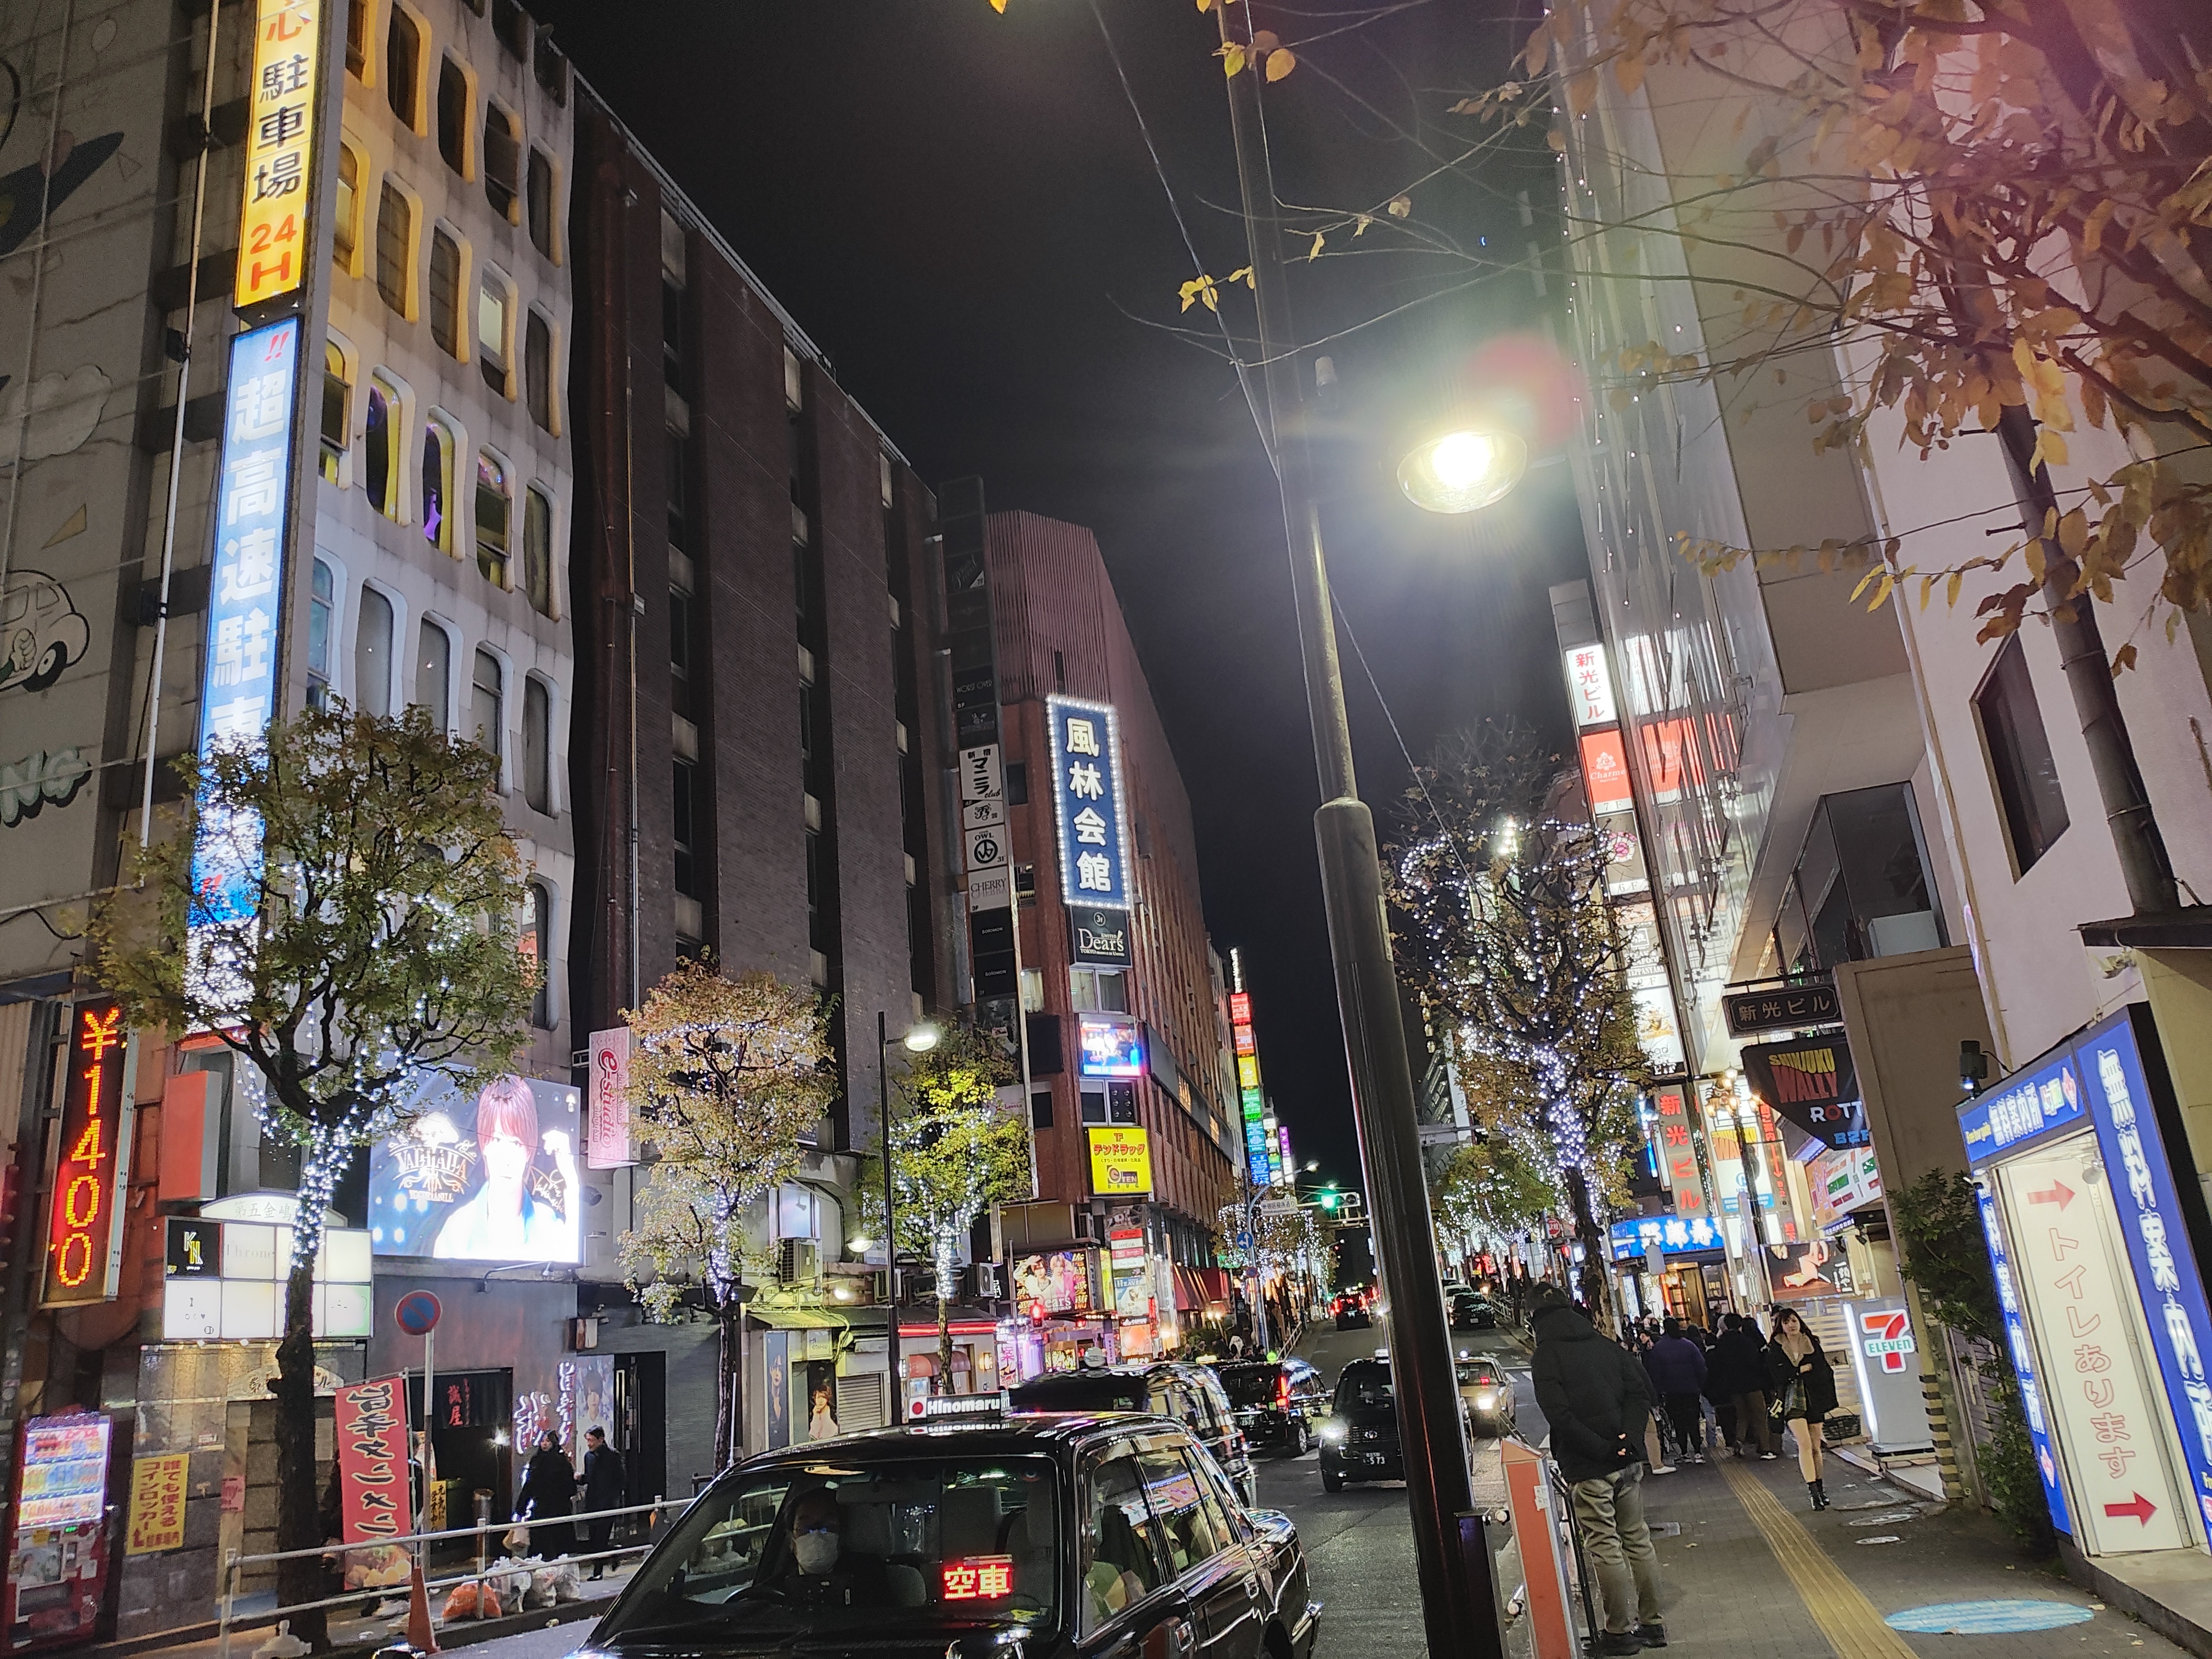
[1807,1479,1829,1510]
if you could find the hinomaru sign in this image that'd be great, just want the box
[42,999,139,1307]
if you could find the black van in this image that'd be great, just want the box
[1317,1357,1400,1493]
[1215,1358,1330,1456]
[1009,1363,1258,1506]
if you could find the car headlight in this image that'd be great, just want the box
[1474,1391,1497,1410]
[1319,1421,1347,1444]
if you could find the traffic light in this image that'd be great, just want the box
[1318,1190,1340,1212]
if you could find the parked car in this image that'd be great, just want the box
[582,1408,1321,1659]
[1455,1352,1517,1437]
[1009,1363,1257,1506]
[1449,1291,1497,1331]
[1317,1357,1401,1493]
[1215,1357,1330,1456]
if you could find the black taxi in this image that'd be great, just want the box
[577,1409,1319,1659]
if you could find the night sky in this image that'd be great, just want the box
[528,1,1588,1192]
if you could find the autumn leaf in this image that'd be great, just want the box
[2110,642,2138,675]
[1387,195,1412,218]
[1523,22,1550,76]
[1179,275,1219,313]
[1307,231,1326,261]
[1218,42,1246,76]
[1267,47,1296,80]
[1227,266,1255,289]
[990,0,1007,10]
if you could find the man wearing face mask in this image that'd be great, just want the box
[765,1487,889,1608]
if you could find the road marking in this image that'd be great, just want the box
[1718,1459,1920,1659]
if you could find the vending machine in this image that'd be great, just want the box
[4,1413,116,1652]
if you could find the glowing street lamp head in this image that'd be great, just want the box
[902,1022,941,1053]
[1397,427,1529,514]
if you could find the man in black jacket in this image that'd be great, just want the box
[1531,1284,1667,1653]
[577,1428,626,1579]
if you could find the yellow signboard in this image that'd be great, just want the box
[1087,1126,1153,1198]
[235,0,323,308]
[126,1454,189,1554]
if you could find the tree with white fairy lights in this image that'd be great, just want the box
[1387,725,1645,1323]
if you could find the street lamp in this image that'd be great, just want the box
[1397,428,1530,516]
[877,1013,940,1414]
[1215,9,1516,1655]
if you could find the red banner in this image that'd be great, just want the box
[334,1374,412,1542]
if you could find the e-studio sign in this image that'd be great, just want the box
[1069,907,1130,967]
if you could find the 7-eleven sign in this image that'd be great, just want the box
[1859,1308,1916,1372]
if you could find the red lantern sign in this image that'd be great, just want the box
[42,998,136,1307]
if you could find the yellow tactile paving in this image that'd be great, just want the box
[1719,1459,1922,1659]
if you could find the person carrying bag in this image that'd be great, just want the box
[1765,1308,1838,1508]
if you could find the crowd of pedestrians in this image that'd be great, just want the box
[1614,1306,1837,1506]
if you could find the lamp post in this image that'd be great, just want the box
[877,1013,939,1414]
[1212,9,1520,1656]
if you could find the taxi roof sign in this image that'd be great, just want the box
[915,1391,1011,1421]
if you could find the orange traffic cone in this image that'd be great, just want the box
[406,1558,441,1654]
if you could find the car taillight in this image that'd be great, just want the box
[1277,1375,1291,1410]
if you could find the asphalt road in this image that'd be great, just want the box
[1268,1317,1543,1659]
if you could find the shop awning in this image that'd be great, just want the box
[1172,1267,1206,1312]
[745,1303,848,1331]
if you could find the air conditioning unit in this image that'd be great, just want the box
[779,1240,820,1285]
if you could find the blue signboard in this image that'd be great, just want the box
[1608,1214,1723,1261]
[1046,695,1132,911]
[1958,1045,2087,1169]
[1976,1183,2073,1536]
[2078,1008,2212,1536]
[190,317,302,927]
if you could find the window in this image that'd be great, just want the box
[346,0,368,77]
[386,7,422,128]
[1080,1451,1166,1634]
[471,647,503,759]
[804,828,825,946]
[319,342,349,483]
[493,0,528,58]
[421,419,454,550]
[523,487,554,617]
[483,106,521,221]
[437,57,469,174]
[523,676,551,812]
[1031,1091,1053,1130]
[428,229,461,356]
[527,881,553,1028]
[375,183,411,313]
[1080,1091,1107,1126]
[333,147,359,271]
[674,760,699,898]
[525,311,554,431]
[365,374,399,517]
[354,585,393,716]
[1974,636,2069,873]
[662,278,684,390]
[414,618,450,731]
[475,452,510,586]
[669,590,695,720]
[532,30,567,104]
[477,274,510,396]
[307,558,335,707]
[666,437,687,550]
[526,149,556,258]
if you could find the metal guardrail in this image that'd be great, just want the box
[216,1498,678,1659]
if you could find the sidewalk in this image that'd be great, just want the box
[1630,1447,2190,1659]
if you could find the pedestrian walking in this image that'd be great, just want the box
[1530,1285,1667,1653]
[577,1426,625,1579]
[516,1430,578,1556]
[1766,1308,1838,1507]
[1645,1319,1709,1464]
[1717,1314,1779,1459]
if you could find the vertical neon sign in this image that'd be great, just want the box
[42,998,138,1307]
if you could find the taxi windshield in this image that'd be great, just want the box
[597,1457,1062,1650]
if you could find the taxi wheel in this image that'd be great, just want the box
[1290,1421,1310,1457]
[1321,1468,1344,1493]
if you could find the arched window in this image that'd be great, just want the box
[429,229,461,357]
[437,57,469,175]
[334,146,360,272]
[319,342,349,484]
[527,881,554,1028]
[526,148,556,259]
[413,618,451,732]
[477,271,511,396]
[375,183,411,314]
[354,585,393,716]
[525,309,554,431]
[484,105,521,222]
[523,486,554,617]
[347,0,368,77]
[471,647,503,760]
[523,676,551,813]
[386,7,422,129]
[422,417,454,551]
[365,373,402,517]
[307,558,336,708]
[475,451,510,586]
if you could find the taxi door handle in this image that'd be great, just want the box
[1171,1618,1197,1657]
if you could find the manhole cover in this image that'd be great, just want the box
[1885,1601,2095,1634]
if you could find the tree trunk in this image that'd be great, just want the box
[936,1294,953,1396]
[1563,1169,1613,1336]
[274,1255,326,1649]
[714,1302,743,1470]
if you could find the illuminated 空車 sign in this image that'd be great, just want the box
[235,0,323,308]
[42,999,136,1307]
[1046,695,1132,911]
[191,318,302,939]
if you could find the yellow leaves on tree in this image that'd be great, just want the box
[1178,266,1254,313]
